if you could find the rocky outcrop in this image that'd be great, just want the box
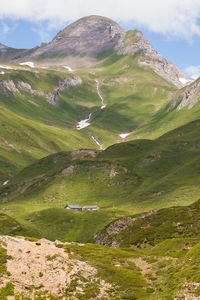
[69,149,99,160]
[96,209,158,247]
[117,30,190,88]
[117,30,155,56]
[0,43,8,51]
[17,81,34,93]
[177,80,200,110]
[0,76,82,104]
[46,76,82,104]
[0,80,20,94]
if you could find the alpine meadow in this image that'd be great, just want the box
[0,13,200,299]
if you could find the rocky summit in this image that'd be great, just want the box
[0,15,190,87]
[36,15,126,57]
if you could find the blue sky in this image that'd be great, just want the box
[0,0,200,78]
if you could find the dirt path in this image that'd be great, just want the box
[130,257,152,277]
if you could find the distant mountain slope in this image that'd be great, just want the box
[33,16,125,59]
[0,68,100,181]
[128,77,200,141]
[0,16,198,184]
[0,43,31,63]
[0,54,177,181]
[0,57,198,184]
[0,15,190,87]
[2,118,200,211]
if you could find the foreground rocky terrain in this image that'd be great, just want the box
[0,236,112,299]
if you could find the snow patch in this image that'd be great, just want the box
[179,77,193,86]
[20,62,35,68]
[0,65,13,70]
[76,113,92,130]
[76,80,106,131]
[119,133,130,139]
[64,66,73,72]
[2,180,9,186]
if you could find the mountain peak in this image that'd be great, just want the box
[0,15,190,87]
[49,15,125,57]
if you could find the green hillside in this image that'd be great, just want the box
[82,53,177,146]
[0,119,200,245]
[128,77,200,141]
[1,15,200,299]
[2,118,200,209]
[97,198,200,248]
[0,106,96,181]
[0,52,178,182]
[0,67,103,181]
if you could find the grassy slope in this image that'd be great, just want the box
[81,52,176,147]
[1,53,200,183]
[0,55,176,178]
[1,202,200,299]
[128,77,200,141]
[0,119,200,244]
[5,118,200,211]
[1,198,200,298]
[66,229,200,299]
[0,68,104,180]
[88,198,200,299]
[0,105,96,181]
[97,199,200,248]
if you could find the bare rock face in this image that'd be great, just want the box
[46,76,82,104]
[117,30,190,88]
[167,78,200,111]
[0,43,31,63]
[0,43,8,51]
[0,236,112,299]
[0,80,20,94]
[33,15,125,58]
[177,79,200,110]
[0,76,82,104]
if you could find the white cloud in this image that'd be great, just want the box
[32,24,51,42]
[0,21,17,36]
[0,0,199,38]
[185,65,200,79]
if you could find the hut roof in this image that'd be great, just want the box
[82,205,99,209]
[65,204,82,209]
